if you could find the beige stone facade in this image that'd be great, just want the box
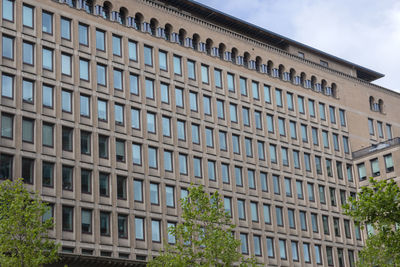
[0,0,399,266]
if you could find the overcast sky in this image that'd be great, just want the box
[196,0,400,92]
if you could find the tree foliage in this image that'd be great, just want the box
[0,179,59,267]
[148,185,258,267]
[343,177,400,266]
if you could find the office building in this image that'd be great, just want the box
[0,0,399,266]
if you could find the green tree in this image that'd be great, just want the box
[148,185,258,267]
[343,177,400,267]
[0,178,59,267]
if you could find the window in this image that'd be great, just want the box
[98,135,108,159]
[357,163,366,181]
[162,150,173,172]
[203,95,212,116]
[23,4,34,27]
[377,121,384,138]
[232,134,240,154]
[145,78,154,99]
[248,169,255,189]
[387,124,393,139]
[275,89,283,107]
[175,87,184,107]
[322,131,329,148]
[235,166,243,186]
[113,69,123,91]
[187,60,196,80]
[301,124,308,142]
[214,69,222,88]
[152,220,161,242]
[371,158,380,176]
[1,113,13,139]
[177,120,186,141]
[279,239,287,259]
[297,96,305,114]
[128,41,137,61]
[281,147,288,166]
[266,237,274,258]
[158,83,169,104]
[81,209,92,234]
[144,45,153,66]
[333,133,339,151]
[173,55,182,75]
[269,144,277,163]
[134,180,143,202]
[368,118,374,135]
[307,183,315,202]
[42,11,53,34]
[1,74,13,98]
[80,131,91,155]
[22,42,34,65]
[80,95,90,117]
[116,175,127,199]
[193,157,202,178]
[230,104,237,123]
[165,186,175,207]
[319,185,326,204]
[148,147,158,169]
[116,140,125,162]
[2,35,13,59]
[245,138,252,157]
[304,153,311,172]
[21,158,34,184]
[253,235,261,256]
[276,206,283,226]
[146,112,156,133]
[179,154,187,175]
[96,64,107,86]
[344,219,351,238]
[287,209,295,229]
[296,180,304,199]
[79,24,88,45]
[201,65,209,84]
[249,202,258,222]
[150,183,159,205]
[260,172,268,192]
[240,77,247,96]
[339,109,346,126]
[253,111,262,130]
[227,73,235,92]
[42,48,53,71]
[0,154,13,179]
[293,150,300,169]
[135,217,144,240]
[100,212,110,236]
[311,213,318,233]
[240,233,248,254]
[42,123,54,147]
[132,143,142,165]
[208,160,216,181]
[384,154,394,172]
[130,108,140,130]
[300,211,307,231]
[97,99,107,121]
[257,141,265,161]
[81,169,91,194]
[189,92,198,111]
[315,156,322,174]
[112,35,121,56]
[22,118,34,143]
[319,103,326,120]
[191,123,200,144]
[242,107,250,126]
[62,166,73,191]
[62,206,73,231]
[287,93,294,110]
[96,30,105,51]
[323,215,330,235]
[329,106,336,124]
[289,121,297,139]
[221,163,230,184]
[62,127,73,151]
[61,17,71,40]
[326,246,334,266]
[237,199,245,220]
[167,222,176,243]
[79,59,89,81]
[266,114,274,133]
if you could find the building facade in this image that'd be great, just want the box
[0,0,399,266]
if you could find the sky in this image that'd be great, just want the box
[196,0,400,92]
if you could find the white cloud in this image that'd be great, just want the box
[197,0,400,92]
